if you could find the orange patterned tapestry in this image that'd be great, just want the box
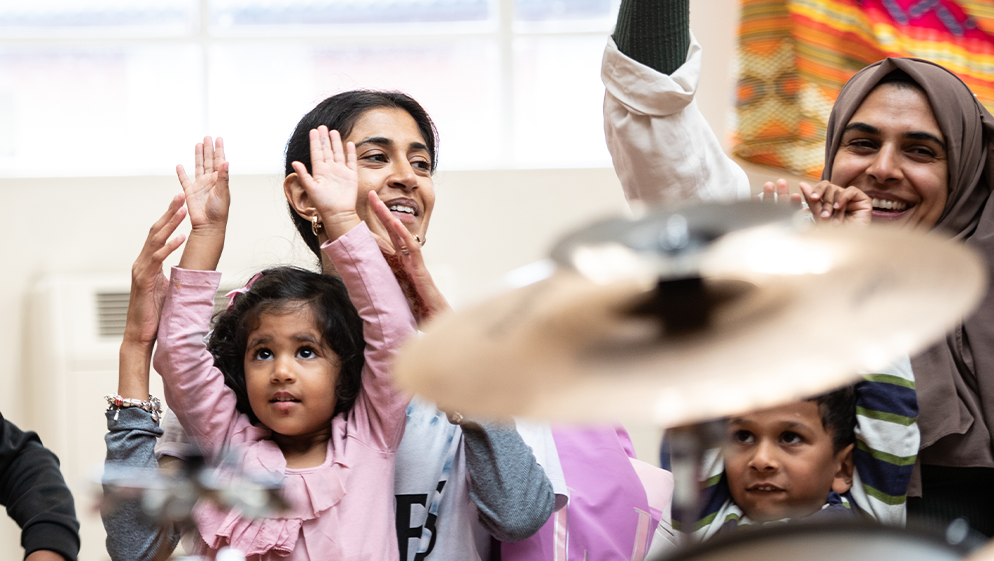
[732,0,994,178]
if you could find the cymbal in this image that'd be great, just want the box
[394,206,987,426]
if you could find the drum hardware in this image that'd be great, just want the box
[101,446,287,561]
[396,200,991,553]
[651,520,971,561]
[666,420,726,537]
[395,201,987,427]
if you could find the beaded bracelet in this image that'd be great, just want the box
[105,394,162,423]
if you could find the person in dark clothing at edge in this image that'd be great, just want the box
[0,412,80,560]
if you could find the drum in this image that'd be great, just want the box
[653,521,973,561]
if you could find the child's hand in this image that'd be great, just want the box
[123,194,187,348]
[290,126,360,241]
[369,191,451,324]
[756,179,803,206]
[176,136,229,234]
[799,180,872,226]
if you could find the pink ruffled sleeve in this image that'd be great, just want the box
[321,222,416,451]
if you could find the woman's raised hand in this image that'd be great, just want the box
[291,126,360,241]
[176,136,229,271]
[119,194,187,399]
[799,180,872,226]
[369,191,451,324]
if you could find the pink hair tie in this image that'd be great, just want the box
[224,272,264,311]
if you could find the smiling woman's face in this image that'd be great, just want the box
[345,107,436,243]
[830,83,949,229]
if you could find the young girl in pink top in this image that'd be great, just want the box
[153,126,416,559]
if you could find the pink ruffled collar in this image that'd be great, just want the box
[194,423,351,558]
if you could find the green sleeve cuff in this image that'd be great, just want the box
[613,0,691,75]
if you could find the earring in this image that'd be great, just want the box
[311,215,323,237]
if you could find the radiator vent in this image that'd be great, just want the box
[94,288,233,338]
[95,291,129,338]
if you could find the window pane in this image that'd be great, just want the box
[211,0,493,32]
[0,45,203,176]
[514,0,617,23]
[512,35,611,168]
[208,40,501,173]
[0,0,199,37]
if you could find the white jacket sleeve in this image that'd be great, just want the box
[602,33,750,205]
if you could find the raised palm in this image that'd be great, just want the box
[291,126,359,231]
[176,136,230,232]
[125,194,187,346]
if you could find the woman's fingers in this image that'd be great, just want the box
[152,230,186,264]
[799,181,821,217]
[319,125,333,164]
[330,129,345,165]
[290,161,315,188]
[799,181,872,225]
[799,181,838,220]
[137,195,187,279]
[175,164,192,189]
[148,193,186,243]
[819,185,837,219]
[308,128,324,171]
[346,141,357,171]
[146,197,186,255]
[369,191,417,257]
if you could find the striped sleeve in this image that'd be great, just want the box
[686,448,744,542]
[849,355,920,526]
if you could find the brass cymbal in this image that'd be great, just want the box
[394,207,987,427]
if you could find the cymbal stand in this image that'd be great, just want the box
[667,420,726,545]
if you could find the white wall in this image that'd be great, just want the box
[0,0,820,558]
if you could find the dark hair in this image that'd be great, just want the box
[207,267,365,426]
[808,385,857,454]
[875,68,926,95]
[284,90,439,259]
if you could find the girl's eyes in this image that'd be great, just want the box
[780,431,803,445]
[249,346,318,360]
[412,159,431,171]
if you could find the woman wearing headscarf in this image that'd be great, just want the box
[603,0,994,537]
[818,56,994,535]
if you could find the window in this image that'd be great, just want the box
[0,0,618,176]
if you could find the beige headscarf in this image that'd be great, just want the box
[823,58,994,489]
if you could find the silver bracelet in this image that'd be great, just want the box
[105,394,162,423]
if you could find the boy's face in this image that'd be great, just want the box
[724,401,854,522]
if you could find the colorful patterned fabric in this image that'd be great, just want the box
[732,0,994,178]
